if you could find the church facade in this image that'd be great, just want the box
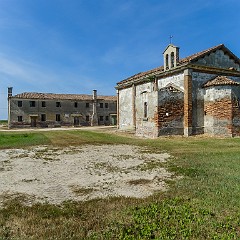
[116,44,240,137]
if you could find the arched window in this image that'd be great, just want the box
[165,54,169,69]
[171,52,175,68]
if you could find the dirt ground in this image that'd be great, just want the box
[0,144,173,206]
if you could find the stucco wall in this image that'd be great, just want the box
[157,73,184,90]
[204,86,233,136]
[192,72,217,134]
[9,98,117,128]
[195,50,240,70]
[118,87,134,130]
[192,72,240,135]
[135,82,158,138]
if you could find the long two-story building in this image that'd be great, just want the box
[8,89,117,128]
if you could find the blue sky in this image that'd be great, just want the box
[0,0,239,119]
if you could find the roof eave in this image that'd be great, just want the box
[116,63,189,89]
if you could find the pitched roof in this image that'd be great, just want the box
[12,92,117,101]
[117,44,240,85]
[178,44,224,64]
[203,76,240,88]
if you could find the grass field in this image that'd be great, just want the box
[1,130,240,239]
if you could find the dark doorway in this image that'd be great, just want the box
[30,117,37,127]
[74,117,80,126]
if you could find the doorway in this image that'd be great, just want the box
[74,117,80,126]
[30,116,37,127]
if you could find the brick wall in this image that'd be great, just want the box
[204,97,233,136]
[155,90,184,135]
[204,97,232,120]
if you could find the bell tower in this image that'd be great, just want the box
[163,44,179,71]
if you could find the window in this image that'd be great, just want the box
[86,102,89,108]
[17,116,23,122]
[100,103,103,108]
[41,114,46,121]
[56,102,61,107]
[29,101,36,107]
[99,116,104,121]
[105,103,109,108]
[165,54,169,69]
[56,114,61,121]
[144,102,148,118]
[171,52,174,68]
[18,101,22,107]
[42,101,46,107]
[105,116,109,121]
[74,102,78,108]
[86,115,90,121]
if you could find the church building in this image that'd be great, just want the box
[116,44,240,137]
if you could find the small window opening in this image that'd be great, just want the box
[144,102,148,118]
[86,102,89,108]
[42,101,46,107]
[165,54,169,69]
[56,102,61,107]
[74,102,78,108]
[29,101,36,107]
[18,101,22,107]
[56,114,61,121]
[18,116,23,122]
[41,114,46,121]
[171,52,175,68]
[100,103,103,108]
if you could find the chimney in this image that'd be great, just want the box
[8,87,13,98]
[93,89,97,101]
[91,90,98,126]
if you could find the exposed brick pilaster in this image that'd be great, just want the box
[184,69,193,136]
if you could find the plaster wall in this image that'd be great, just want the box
[157,73,184,90]
[9,98,116,128]
[192,72,221,134]
[195,50,240,70]
[118,87,134,130]
[204,86,233,136]
[135,82,158,138]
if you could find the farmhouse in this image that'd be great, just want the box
[116,44,240,137]
[8,89,117,128]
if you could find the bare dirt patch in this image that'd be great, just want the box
[0,144,173,206]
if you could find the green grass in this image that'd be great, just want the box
[0,132,50,149]
[1,130,240,239]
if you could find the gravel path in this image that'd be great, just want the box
[0,144,173,206]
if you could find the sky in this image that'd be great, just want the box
[0,0,239,119]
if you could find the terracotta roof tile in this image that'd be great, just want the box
[118,66,164,85]
[178,44,224,64]
[203,76,240,88]
[12,92,117,101]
